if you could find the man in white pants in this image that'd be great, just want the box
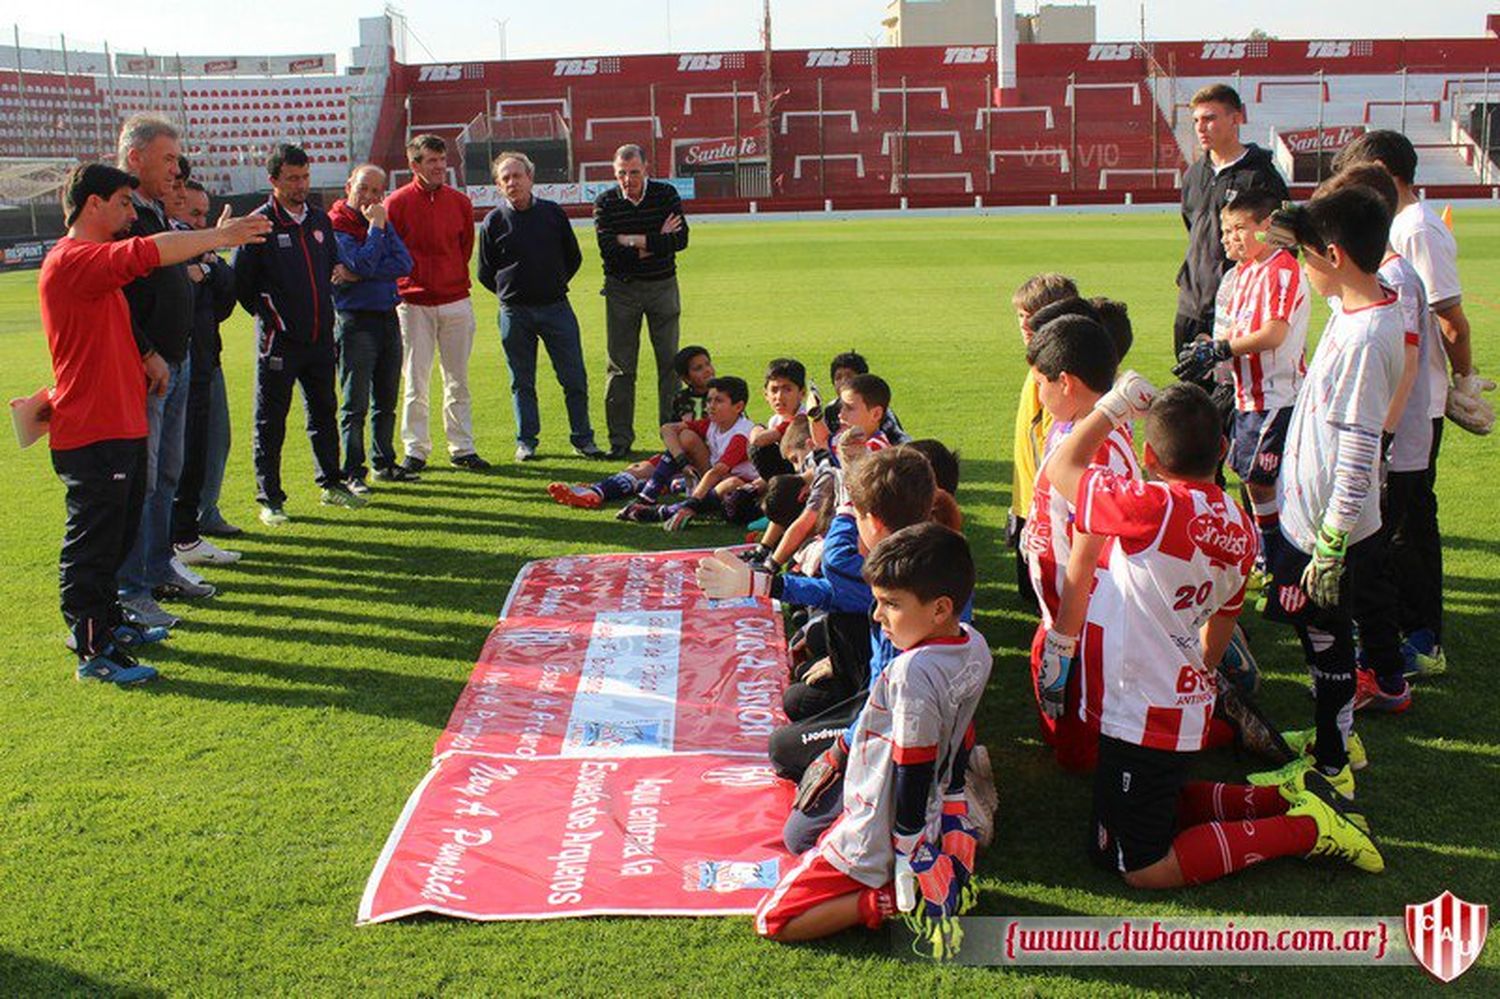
[385,134,490,472]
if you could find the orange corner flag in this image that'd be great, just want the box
[1441,204,1454,230]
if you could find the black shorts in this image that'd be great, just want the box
[1261,530,1391,626]
[1229,406,1292,487]
[1089,735,1191,875]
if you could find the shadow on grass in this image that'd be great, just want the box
[0,950,163,998]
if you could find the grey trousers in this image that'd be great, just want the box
[603,274,681,449]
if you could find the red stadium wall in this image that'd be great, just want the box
[384,34,1500,210]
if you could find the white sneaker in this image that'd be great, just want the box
[174,538,242,566]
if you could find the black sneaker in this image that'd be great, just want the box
[575,442,608,460]
[606,444,632,461]
[399,455,427,474]
[451,452,492,471]
[374,464,421,483]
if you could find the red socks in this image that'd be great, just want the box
[1171,781,1315,885]
[858,885,897,928]
[1177,780,1288,825]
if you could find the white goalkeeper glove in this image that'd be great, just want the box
[695,548,773,599]
[1096,370,1157,428]
[1446,370,1496,436]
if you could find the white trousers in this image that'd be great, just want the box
[398,298,476,459]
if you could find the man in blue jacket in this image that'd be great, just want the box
[330,164,415,491]
[233,144,361,525]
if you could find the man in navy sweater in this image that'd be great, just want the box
[330,164,415,491]
[477,151,603,461]
[233,144,362,524]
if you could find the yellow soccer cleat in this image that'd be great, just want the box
[1288,772,1384,873]
[1248,754,1355,802]
[1282,727,1368,771]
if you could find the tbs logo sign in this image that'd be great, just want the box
[943,46,992,65]
[1307,41,1354,58]
[554,58,600,76]
[1087,44,1137,62]
[678,54,722,72]
[806,50,854,68]
[418,65,463,82]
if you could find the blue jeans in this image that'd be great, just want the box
[499,300,595,449]
[120,357,190,599]
[198,367,231,529]
[336,309,402,479]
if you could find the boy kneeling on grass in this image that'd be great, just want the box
[753,522,991,953]
[1046,375,1383,888]
[548,375,757,531]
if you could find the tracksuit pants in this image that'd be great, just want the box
[53,439,147,659]
[253,334,341,507]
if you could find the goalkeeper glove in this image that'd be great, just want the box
[695,548,773,599]
[1301,522,1348,609]
[662,496,701,532]
[791,735,847,813]
[1096,370,1157,428]
[894,821,980,960]
[1037,630,1078,721]
[1446,370,1497,436]
[1173,337,1233,384]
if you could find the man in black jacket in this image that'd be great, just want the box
[233,144,359,525]
[593,144,689,458]
[117,116,206,628]
[478,151,603,462]
[171,179,241,564]
[1175,84,1289,354]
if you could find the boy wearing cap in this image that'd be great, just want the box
[40,164,269,684]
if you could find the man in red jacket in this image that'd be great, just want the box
[385,134,490,472]
[40,163,268,684]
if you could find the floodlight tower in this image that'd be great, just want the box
[994,0,1018,105]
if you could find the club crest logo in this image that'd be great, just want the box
[1188,513,1252,562]
[1278,584,1308,614]
[1256,450,1280,473]
[313,228,325,243]
[1406,891,1488,983]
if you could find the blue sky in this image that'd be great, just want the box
[16,1,1500,67]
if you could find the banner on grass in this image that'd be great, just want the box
[359,751,794,922]
[360,550,796,923]
[433,553,789,761]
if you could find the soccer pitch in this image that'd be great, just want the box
[2,210,1497,995]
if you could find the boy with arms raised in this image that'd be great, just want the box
[1175,187,1310,570]
[1248,187,1406,797]
[754,523,990,949]
[1022,313,1137,771]
[1048,377,1382,887]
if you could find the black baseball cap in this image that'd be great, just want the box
[61,162,138,226]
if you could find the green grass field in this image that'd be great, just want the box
[2,210,1497,996]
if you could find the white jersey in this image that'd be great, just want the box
[1389,201,1461,419]
[820,625,992,888]
[1216,249,1310,412]
[1378,253,1436,473]
[1022,422,1139,626]
[1279,292,1405,553]
[1076,470,1256,753]
[706,414,757,481]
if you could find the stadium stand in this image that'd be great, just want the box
[8,14,1500,213]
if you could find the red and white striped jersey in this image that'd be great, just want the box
[1217,249,1310,412]
[1076,470,1257,753]
[819,625,992,887]
[1022,422,1140,627]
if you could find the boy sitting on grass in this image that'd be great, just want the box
[747,358,809,480]
[1048,376,1382,888]
[821,350,909,444]
[754,523,990,951]
[548,376,757,530]
[667,344,715,422]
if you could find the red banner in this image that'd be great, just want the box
[361,550,796,922]
[359,753,793,922]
